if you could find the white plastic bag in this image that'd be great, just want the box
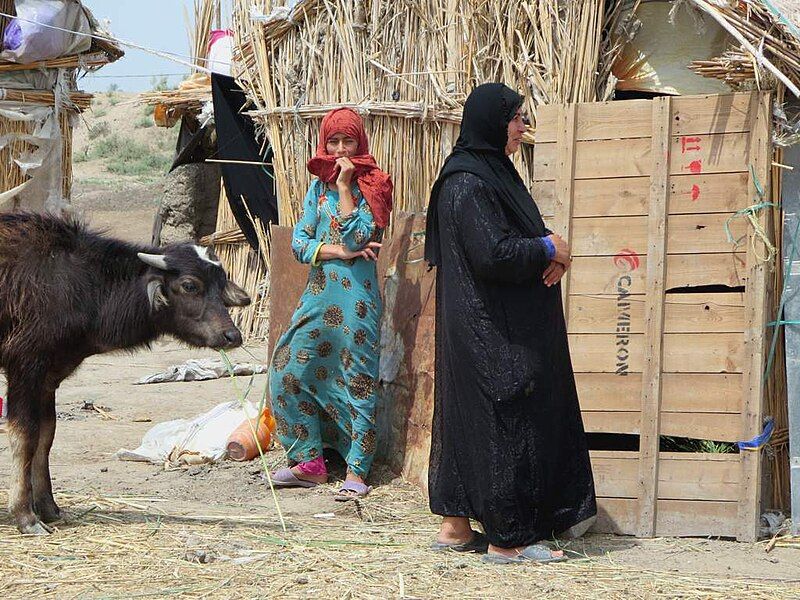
[115,400,261,465]
[1,0,92,63]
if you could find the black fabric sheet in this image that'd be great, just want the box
[211,73,277,249]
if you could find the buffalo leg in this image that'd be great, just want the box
[31,389,60,523]
[7,372,50,534]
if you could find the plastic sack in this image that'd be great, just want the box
[114,400,262,466]
[207,30,233,76]
[1,0,92,64]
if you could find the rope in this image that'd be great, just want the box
[724,166,778,263]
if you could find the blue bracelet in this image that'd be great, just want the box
[540,236,556,260]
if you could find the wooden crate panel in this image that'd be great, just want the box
[533,172,749,219]
[576,373,742,413]
[656,500,739,537]
[534,132,749,180]
[575,373,641,410]
[661,373,742,412]
[570,333,744,373]
[665,253,747,290]
[582,412,741,442]
[535,94,753,142]
[590,452,740,501]
[583,411,639,435]
[567,293,744,334]
[663,333,744,373]
[569,253,746,296]
[570,214,747,257]
[593,497,739,537]
[660,413,741,442]
[570,333,644,373]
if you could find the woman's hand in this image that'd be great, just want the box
[322,242,382,262]
[547,233,571,268]
[543,261,566,287]
[336,157,356,188]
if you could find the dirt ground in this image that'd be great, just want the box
[0,99,799,599]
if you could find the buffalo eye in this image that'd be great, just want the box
[181,280,199,294]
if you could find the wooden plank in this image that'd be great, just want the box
[577,373,742,413]
[592,497,638,535]
[659,412,741,443]
[590,452,741,501]
[738,91,772,542]
[582,411,741,442]
[567,293,744,334]
[638,96,671,537]
[535,132,750,180]
[656,499,739,537]
[535,93,754,142]
[663,333,745,373]
[666,253,747,289]
[555,103,577,311]
[570,332,744,374]
[267,225,310,361]
[592,497,739,537]
[583,411,640,435]
[534,173,750,219]
[569,253,746,296]
[570,214,748,257]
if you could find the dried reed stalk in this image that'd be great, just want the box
[233,0,628,228]
[188,0,217,71]
[0,89,93,111]
[687,0,800,94]
[0,51,112,73]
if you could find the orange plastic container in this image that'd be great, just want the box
[226,408,276,461]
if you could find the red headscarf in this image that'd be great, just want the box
[307,108,393,228]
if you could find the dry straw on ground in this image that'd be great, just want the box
[0,484,798,599]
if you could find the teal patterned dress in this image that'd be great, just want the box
[269,179,382,477]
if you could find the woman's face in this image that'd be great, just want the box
[505,108,530,155]
[326,132,359,158]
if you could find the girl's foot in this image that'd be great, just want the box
[290,465,327,485]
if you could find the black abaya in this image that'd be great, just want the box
[425,84,596,548]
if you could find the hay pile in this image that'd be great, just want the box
[0,485,797,599]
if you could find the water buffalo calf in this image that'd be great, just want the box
[0,212,251,534]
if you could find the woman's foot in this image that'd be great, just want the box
[485,543,565,563]
[436,516,476,545]
[289,465,327,485]
[334,470,372,500]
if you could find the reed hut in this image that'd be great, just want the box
[233,0,798,539]
[0,0,122,213]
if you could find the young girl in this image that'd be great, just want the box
[269,108,392,500]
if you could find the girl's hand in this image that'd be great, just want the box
[339,241,382,261]
[543,261,566,287]
[336,157,356,188]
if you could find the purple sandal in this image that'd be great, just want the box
[334,480,372,501]
[270,467,319,488]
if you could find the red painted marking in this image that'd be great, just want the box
[681,136,702,153]
[684,160,703,174]
[691,184,701,201]
[613,249,640,272]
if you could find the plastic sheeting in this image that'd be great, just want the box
[1,0,92,64]
[114,400,263,466]
[613,0,733,95]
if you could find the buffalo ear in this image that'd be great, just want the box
[146,278,169,312]
[222,280,251,307]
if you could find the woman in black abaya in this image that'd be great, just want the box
[425,83,596,564]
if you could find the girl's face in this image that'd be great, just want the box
[505,108,530,155]
[326,132,359,158]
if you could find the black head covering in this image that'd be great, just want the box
[424,83,546,267]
